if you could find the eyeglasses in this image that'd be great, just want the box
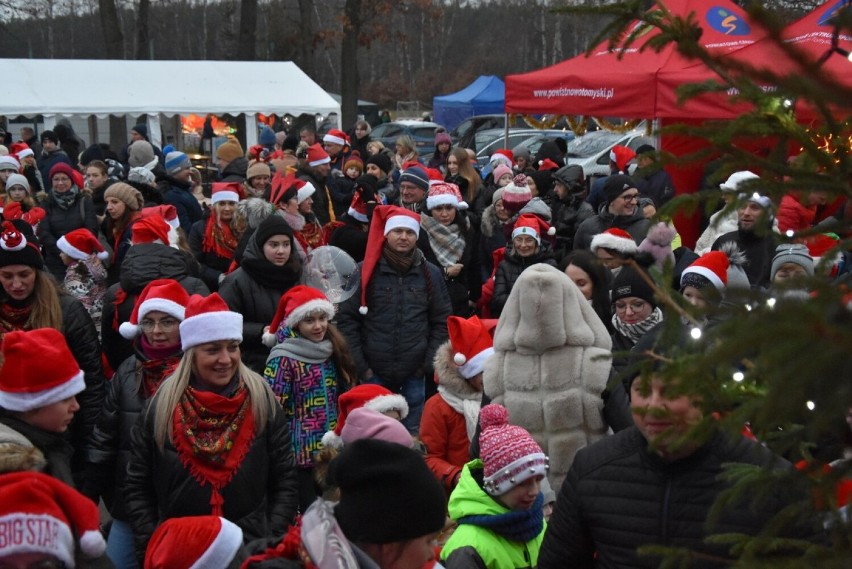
[619,193,640,202]
[140,318,180,332]
[614,300,649,313]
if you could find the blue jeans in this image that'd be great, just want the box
[366,374,425,436]
[106,518,138,569]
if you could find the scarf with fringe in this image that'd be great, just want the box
[172,381,256,515]
[421,213,466,268]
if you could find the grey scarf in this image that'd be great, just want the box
[612,306,663,345]
[52,186,80,210]
[269,335,333,364]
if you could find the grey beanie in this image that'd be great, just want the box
[492,187,505,205]
[128,140,156,168]
[771,243,814,280]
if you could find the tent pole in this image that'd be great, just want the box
[503,113,509,149]
[245,113,258,149]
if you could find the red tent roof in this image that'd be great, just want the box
[505,0,766,119]
[657,0,852,118]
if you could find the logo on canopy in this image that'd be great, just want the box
[706,7,751,36]
[817,0,846,27]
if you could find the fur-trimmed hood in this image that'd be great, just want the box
[238,197,275,231]
[433,341,482,397]
[0,422,46,474]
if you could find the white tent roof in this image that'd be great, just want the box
[0,59,340,118]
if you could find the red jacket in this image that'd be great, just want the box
[777,194,817,234]
[420,394,471,494]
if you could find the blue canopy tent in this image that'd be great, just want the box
[433,76,505,131]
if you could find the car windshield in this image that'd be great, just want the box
[474,130,506,151]
[564,131,622,158]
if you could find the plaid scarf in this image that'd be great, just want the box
[612,307,664,346]
[172,381,256,515]
[201,215,239,259]
[421,213,466,268]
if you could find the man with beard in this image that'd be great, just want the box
[712,191,777,288]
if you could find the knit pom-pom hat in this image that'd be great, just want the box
[479,404,547,496]
[637,222,676,270]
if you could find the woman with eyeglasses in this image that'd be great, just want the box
[81,279,191,568]
[609,263,663,379]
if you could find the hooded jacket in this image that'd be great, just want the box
[421,341,483,492]
[490,243,558,318]
[101,243,209,370]
[441,460,546,569]
[484,263,614,491]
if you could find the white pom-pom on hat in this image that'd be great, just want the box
[453,352,467,365]
[119,322,139,340]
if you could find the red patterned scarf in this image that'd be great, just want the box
[0,302,33,341]
[201,215,239,259]
[172,381,256,515]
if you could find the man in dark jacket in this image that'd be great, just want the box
[574,174,651,250]
[712,192,777,288]
[37,130,73,184]
[551,164,594,260]
[296,143,338,224]
[634,143,676,208]
[337,205,452,435]
[160,151,203,233]
[538,329,820,569]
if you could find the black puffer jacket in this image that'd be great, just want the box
[419,216,481,316]
[101,243,209,370]
[124,387,298,563]
[328,214,369,263]
[573,206,651,251]
[552,194,594,260]
[337,251,452,383]
[538,427,813,569]
[490,245,558,317]
[39,191,99,280]
[218,237,301,374]
[81,347,180,521]
[188,212,238,291]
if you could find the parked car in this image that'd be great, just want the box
[474,128,575,169]
[563,127,655,183]
[451,114,528,150]
[369,120,443,157]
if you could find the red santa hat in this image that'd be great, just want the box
[609,145,636,172]
[680,251,729,292]
[358,205,421,315]
[590,227,638,256]
[144,515,243,569]
[0,328,84,412]
[57,228,109,262]
[297,179,317,204]
[142,205,180,230]
[179,293,243,351]
[119,278,191,339]
[323,128,350,147]
[427,182,468,211]
[307,143,331,167]
[490,149,514,168]
[511,213,554,245]
[211,182,243,205]
[537,158,560,171]
[425,168,445,186]
[322,384,409,449]
[479,404,547,496]
[806,233,841,276]
[132,215,171,246]
[0,471,106,567]
[263,285,335,347]
[347,184,371,222]
[448,315,494,379]
[14,146,35,162]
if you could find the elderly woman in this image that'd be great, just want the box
[39,163,99,280]
[420,182,479,316]
[83,279,191,568]
[123,293,298,565]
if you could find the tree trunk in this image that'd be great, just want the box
[238,0,257,60]
[98,0,124,58]
[341,0,362,129]
[298,0,314,75]
[135,0,150,59]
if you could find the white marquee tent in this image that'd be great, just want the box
[0,59,340,148]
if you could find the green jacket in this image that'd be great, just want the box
[441,460,546,569]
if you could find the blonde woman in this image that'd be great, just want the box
[124,293,298,564]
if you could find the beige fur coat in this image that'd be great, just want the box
[483,263,613,490]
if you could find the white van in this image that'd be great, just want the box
[563,128,655,187]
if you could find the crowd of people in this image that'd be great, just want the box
[0,118,848,568]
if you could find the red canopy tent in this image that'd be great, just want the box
[657,0,852,119]
[504,0,767,118]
